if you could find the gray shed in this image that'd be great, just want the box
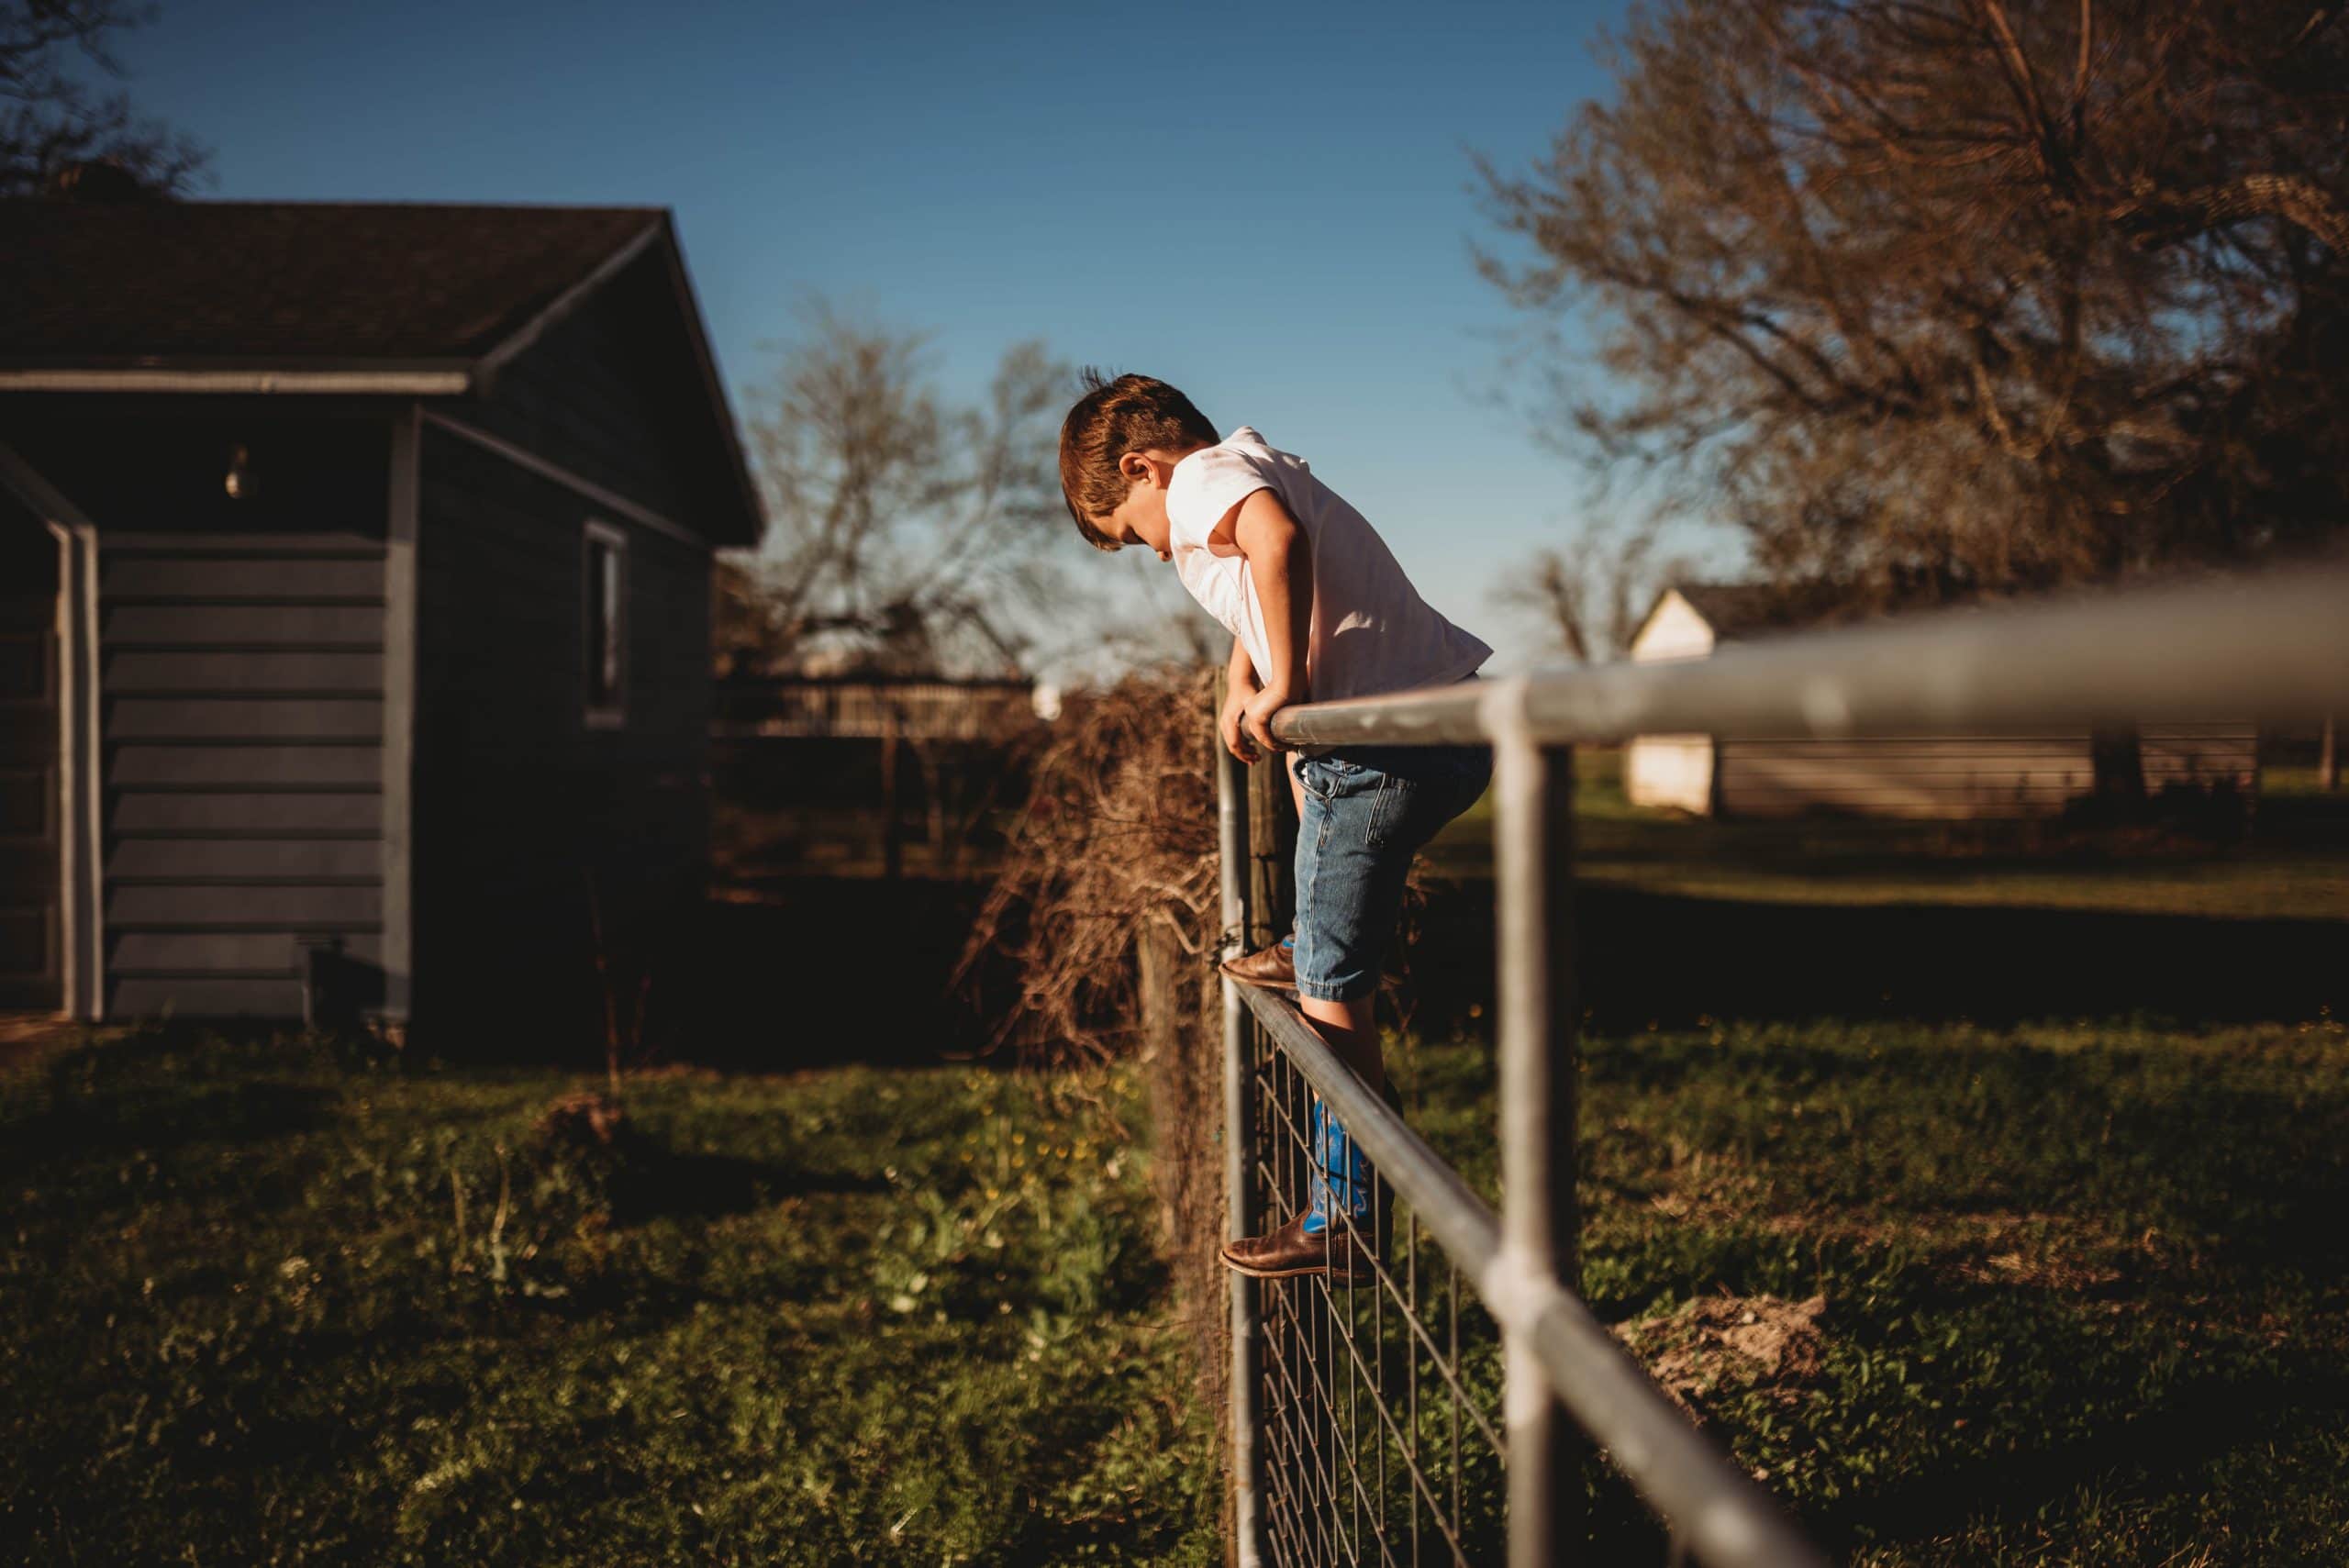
[0,195,762,1034]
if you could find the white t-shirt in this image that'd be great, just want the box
[1165,427,1491,705]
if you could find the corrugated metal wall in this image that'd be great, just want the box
[2140,723,2260,792]
[99,532,386,1017]
[1711,726,2257,818]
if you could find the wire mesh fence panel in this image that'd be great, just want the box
[1219,564,2349,1567]
[1228,833,1832,1568]
[1249,1017,1507,1567]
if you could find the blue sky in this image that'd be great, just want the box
[93,0,1732,671]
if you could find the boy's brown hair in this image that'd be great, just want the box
[1059,370,1219,550]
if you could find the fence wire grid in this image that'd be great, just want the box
[1214,562,2349,1568]
[1251,1027,1507,1567]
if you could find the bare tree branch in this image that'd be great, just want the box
[739,306,1070,677]
[0,0,210,195]
[2285,3,2346,54]
[2109,172,2349,255]
[1478,0,2349,605]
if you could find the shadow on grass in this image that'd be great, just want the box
[0,1073,340,1181]
[1811,1368,2349,1553]
[601,1144,889,1226]
[1578,1368,2349,1562]
[659,874,998,1072]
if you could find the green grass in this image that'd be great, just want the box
[11,1012,2349,1563]
[1424,751,2349,920]
[0,1031,1219,1566]
[1384,1013,2349,1563]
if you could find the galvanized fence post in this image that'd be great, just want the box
[1219,739,1265,1567]
[1489,689,1583,1568]
[1246,754,1293,951]
[1243,752,1321,1562]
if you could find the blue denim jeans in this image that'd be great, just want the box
[1290,743,1493,1004]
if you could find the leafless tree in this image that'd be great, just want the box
[1477,0,2349,607]
[734,305,1071,677]
[1,1,209,196]
[1495,519,1690,662]
[710,556,796,679]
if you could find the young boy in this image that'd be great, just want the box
[1059,372,1493,1280]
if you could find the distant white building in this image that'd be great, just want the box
[1622,584,2257,818]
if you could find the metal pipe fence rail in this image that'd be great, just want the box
[1216,562,2349,1568]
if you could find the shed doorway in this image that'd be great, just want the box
[0,502,63,1012]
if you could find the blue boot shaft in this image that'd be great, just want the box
[1300,1097,1374,1238]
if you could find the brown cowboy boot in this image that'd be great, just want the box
[1219,938,1297,994]
[1219,1208,1378,1283]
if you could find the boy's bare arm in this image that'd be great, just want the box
[1227,632,1259,698]
[1222,488,1312,754]
[1220,635,1263,762]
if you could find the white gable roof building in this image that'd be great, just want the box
[1621,584,2255,818]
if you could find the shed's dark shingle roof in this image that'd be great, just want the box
[1671,583,1822,640]
[0,199,660,363]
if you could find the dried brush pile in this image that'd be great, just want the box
[956,666,1222,1064]
[959,664,1452,1523]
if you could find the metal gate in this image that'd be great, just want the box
[1218,563,2349,1567]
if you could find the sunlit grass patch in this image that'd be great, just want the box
[1386,1014,2349,1561]
[0,1030,1218,1566]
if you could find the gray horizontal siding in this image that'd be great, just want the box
[101,533,383,556]
[104,556,386,601]
[111,930,384,973]
[109,698,383,740]
[106,651,384,694]
[108,838,381,881]
[101,534,388,1017]
[112,793,382,834]
[104,604,384,648]
[112,744,382,786]
[110,977,307,1016]
[108,884,381,928]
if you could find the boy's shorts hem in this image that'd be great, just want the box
[1290,742,1493,1007]
[1295,977,1376,1004]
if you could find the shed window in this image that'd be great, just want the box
[584,521,628,726]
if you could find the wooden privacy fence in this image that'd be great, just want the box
[1213,563,2349,1568]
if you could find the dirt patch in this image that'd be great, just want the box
[1953,1246,2126,1292]
[1750,1201,2142,1293]
[1616,1292,1830,1416]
